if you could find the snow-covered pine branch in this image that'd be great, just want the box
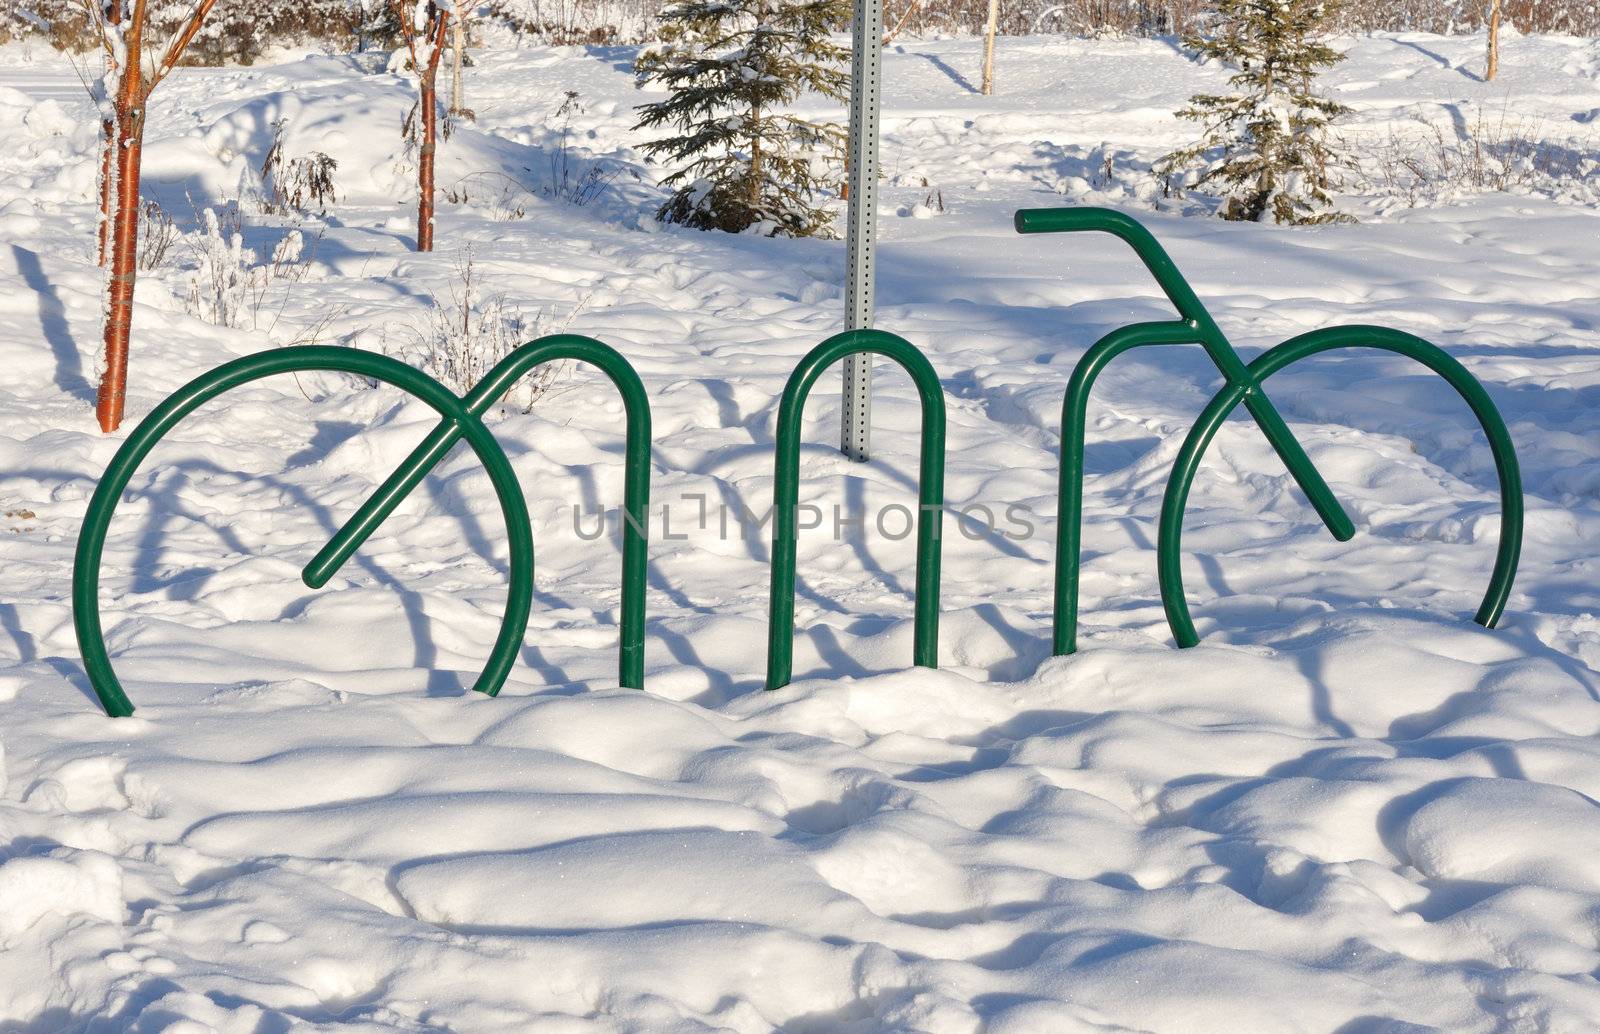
[1155,0,1353,225]
[633,0,848,237]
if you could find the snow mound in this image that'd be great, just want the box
[1403,778,1600,893]
[0,850,123,940]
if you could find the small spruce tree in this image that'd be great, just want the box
[1157,0,1351,225]
[633,0,848,237]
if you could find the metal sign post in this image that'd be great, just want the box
[841,0,883,462]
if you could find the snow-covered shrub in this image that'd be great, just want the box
[0,3,95,51]
[544,92,626,207]
[441,92,630,218]
[1026,0,1200,37]
[394,254,579,413]
[260,119,339,216]
[184,209,256,329]
[138,201,179,272]
[634,0,849,237]
[154,0,367,64]
[1155,0,1352,225]
[436,180,529,219]
[483,0,652,43]
[442,173,531,220]
[0,5,55,47]
[184,209,314,329]
[1355,109,1600,208]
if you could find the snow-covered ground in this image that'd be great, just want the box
[2,30,1600,1032]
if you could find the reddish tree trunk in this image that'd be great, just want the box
[407,8,449,253]
[96,5,147,433]
[93,0,217,432]
[418,69,438,252]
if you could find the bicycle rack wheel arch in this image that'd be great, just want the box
[765,329,947,691]
[73,335,653,719]
[1157,325,1523,648]
[1016,207,1524,656]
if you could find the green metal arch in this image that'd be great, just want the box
[765,329,947,690]
[303,334,654,689]
[1156,325,1524,647]
[72,346,533,718]
[1018,207,1361,658]
[1052,319,1205,657]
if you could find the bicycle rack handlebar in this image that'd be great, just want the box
[1015,207,1214,330]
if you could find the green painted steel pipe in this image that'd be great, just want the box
[303,335,653,689]
[1017,206,1355,547]
[1156,325,1524,647]
[1016,207,1216,328]
[1055,320,1203,656]
[72,347,534,718]
[766,329,946,690]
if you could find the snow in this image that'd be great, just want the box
[0,849,124,940]
[1,28,1600,1032]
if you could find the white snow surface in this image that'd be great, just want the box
[2,31,1600,1032]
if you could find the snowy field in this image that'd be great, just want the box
[2,29,1600,1032]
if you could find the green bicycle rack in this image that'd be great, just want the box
[765,329,946,690]
[71,214,1526,716]
[1016,206,1524,654]
[72,334,652,718]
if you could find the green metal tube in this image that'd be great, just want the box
[303,335,653,690]
[1157,325,1523,647]
[766,329,946,690]
[1238,389,1357,543]
[1016,208,1215,327]
[1016,206,1355,543]
[1055,320,1202,656]
[300,421,460,589]
[72,347,534,717]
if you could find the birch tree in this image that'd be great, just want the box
[396,0,451,251]
[980,0,999,95]
[85,0,220,433]
[1485,0,1502,81]
[448,2,472,117]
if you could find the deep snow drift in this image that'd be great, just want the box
[1,31,1600,1032]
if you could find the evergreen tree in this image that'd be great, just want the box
[633,0,848,237]
[1157,0,1351,225]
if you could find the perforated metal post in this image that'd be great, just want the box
[840,0,883,462]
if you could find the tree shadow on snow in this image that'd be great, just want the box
[913,51,980,94]
[11,245,93,404]
[94,422,466,700]
[1395,37,1483,81]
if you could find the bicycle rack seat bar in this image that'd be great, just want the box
[304,334,653,690]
